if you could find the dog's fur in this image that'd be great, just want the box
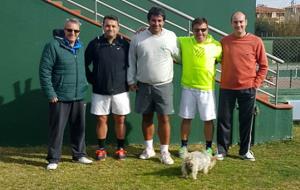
[181,151,216,179]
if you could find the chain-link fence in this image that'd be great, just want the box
[262,37,300,103]
[263,37,300,88]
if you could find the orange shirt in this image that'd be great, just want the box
[220,33,268,89]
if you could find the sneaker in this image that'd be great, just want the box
[115,148,127,160]
[46,163,58,170]
[240,151,255,161]
[215,153,225,161]
[96,149,107,161]
[76,157,93,164]
[178,146,188,158]
[206,148,213,156]
[160,151,174,165]
[139,149,156,160]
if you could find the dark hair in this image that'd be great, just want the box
[192,17,208,28]
[147,7,166,21]
[103,15,119,25]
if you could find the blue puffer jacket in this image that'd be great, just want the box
[39,36,88,101]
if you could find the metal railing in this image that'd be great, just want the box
[49,0,286,105]
[64,0,136,33]
[121,0,189,34]
[65,0,190,35]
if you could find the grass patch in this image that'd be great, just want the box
[1,127,300,190]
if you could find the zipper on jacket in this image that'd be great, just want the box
[75,54,78,99]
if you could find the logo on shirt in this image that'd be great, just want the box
[193,46,205,57]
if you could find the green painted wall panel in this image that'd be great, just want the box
[253,102,293,143]
[0,0,100,146]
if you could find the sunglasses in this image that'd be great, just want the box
[193,28,208,33]
[65,28,80,33]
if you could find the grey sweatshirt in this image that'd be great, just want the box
[127,28,178,86]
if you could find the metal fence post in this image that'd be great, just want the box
[188,20,191,36]
[290,69,293,88]
[95,0,98,22]
[275,62,279,105]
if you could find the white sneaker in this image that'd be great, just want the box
[139,149,156,159]
[240,151,255,161]
[178,146,188,159]
[77,157,93,164]
[160,151,174,165]
[46,163,58,170]
[215,154,224,161]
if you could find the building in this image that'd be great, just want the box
[256,5,285,23]
[285,4,300,21]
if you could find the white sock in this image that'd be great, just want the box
[145,139,153,150]
[160,144,169,153]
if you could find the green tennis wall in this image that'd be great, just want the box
[0,0,292,146]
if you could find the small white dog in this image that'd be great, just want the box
[181,151,216,180]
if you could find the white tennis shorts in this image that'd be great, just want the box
[179,88,216,121]
[90,92,130,115]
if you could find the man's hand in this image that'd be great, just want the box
[49,97,58,103]
[129,84,138,91]
[135,26,147,34]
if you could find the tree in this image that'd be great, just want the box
[255,17,275,37]
[255,17,300,37]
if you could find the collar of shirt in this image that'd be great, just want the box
[98,35,124,46]
[63,38,82,54]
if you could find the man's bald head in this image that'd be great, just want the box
[231,11,247,22]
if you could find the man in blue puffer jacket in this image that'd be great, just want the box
[39,18,92,170]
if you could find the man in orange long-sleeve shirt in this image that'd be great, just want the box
[216,11,268,161]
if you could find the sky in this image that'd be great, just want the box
[256,0,299,8]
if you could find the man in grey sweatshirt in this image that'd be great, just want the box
[127,7,178,165]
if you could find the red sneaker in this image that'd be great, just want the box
[95,149,107,161]
[115,148,126,160]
